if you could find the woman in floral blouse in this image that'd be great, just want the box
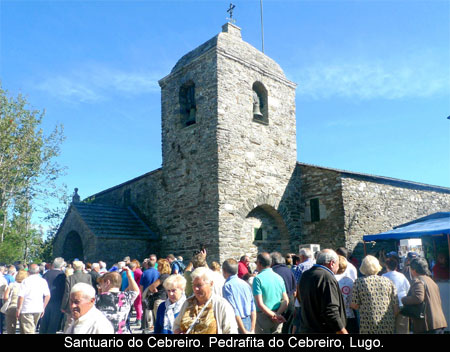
[350,255,399,334]
[96,267,139,334]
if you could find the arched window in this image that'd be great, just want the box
[252,82,268,125]
[179,81,196,127]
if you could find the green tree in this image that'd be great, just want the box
[0,85,65,262]
[40,185,71,262]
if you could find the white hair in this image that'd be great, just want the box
[92,263,100,270]
[191,267,215,284]
[71,282,96,299]
[299,248,313,259]
[53,257,65,269]
[316,249,339,266]
[29,264,40,275]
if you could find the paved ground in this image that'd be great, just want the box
[129,310,147,334]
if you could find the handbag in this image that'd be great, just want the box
[400,278,427,319]
[400,301,426,319]
[146,293,157,310]
[142,285,156,310]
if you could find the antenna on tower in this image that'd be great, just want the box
[260,0,265,53]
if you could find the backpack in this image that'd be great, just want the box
[173,260,186,274]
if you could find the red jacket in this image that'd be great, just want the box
[238,261,249,279]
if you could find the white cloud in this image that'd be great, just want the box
[36,65,162,103]
[291,54,449,101]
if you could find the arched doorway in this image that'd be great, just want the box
[62,231,84,262]
[242,204,290,258]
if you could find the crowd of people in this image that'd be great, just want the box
[0,246,448,335]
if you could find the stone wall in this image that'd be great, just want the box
[53,206,97,262]
[89,170,164,240]
[85,24,301,264]
[157,29,221,261]
[91,237,155,266]
[298,164,346,250]
[214,24,299,262]
[341,175,450,257]
[53,205,156,265]
[298,163,450,259]
[59,23,450,266]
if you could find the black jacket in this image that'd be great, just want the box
[299,265,347,333]
[272,264,297,297]
[61,271,93,313]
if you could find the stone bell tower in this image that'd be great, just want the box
[158,23,298,262]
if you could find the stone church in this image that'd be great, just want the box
[53,23,450,265]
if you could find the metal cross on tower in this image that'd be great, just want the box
[227,3,236,23]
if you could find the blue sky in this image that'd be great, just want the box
[1,0,449,224]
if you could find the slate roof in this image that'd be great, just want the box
[72,202,157,240]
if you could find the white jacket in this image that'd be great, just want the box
[65,306,114,334]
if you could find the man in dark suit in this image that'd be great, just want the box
[40,257,66,334]
[61,260,92,331]
[271,252,297,333]
[299,249,348,334]
[89,263,101,294]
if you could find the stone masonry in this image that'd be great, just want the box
[299,163,450,258]
[54,23,450,264]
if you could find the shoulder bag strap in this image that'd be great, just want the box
[185,296,213,334]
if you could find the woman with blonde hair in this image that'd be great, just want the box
[3,270,28,334]
[154,275,187,334]
[350,255,398,333]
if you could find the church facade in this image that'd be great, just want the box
[53,23,450,265]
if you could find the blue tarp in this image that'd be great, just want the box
[363,212,450,242]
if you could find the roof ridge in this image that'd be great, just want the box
[297,162,450,192]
